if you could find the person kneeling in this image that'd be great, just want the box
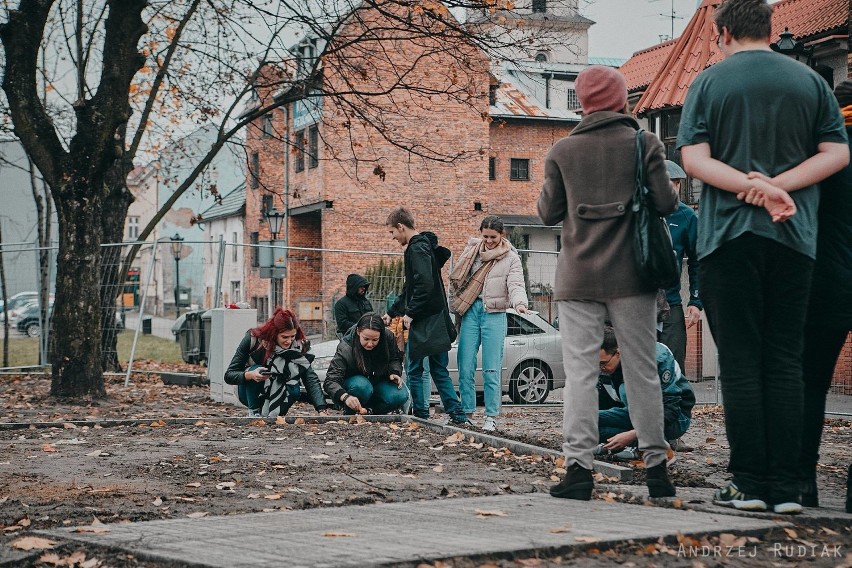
[324,313,410,415]
[596,326,695,460]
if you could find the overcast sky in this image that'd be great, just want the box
[583,0,782,61]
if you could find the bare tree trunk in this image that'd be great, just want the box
[50,180,106,398]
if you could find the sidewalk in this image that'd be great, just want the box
[42,493,783,568]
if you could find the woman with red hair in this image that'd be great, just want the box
[225,307,328,417]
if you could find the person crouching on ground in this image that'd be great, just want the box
[596,326,695,459]
[225,307,328,418]
[324,312,410,415]
[450,214,528,432]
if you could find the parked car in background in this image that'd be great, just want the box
[16,301,54,337]
[0,291,40,322]
[311,309,565,404]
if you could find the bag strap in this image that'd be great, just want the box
[635,129,647,197]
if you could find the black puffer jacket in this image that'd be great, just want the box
[224,332,327,411]
[323,327,403,403]
[388,232,456,361]
[334,274,373,335]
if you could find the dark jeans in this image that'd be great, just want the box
[660,304,687,374]
[699,233,813,504]
[799,323,849,478]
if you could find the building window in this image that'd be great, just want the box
[250,232,259,268]
[555,235,561,252]
[249,151,260,189]
[261,194,273,216]
[535,52,547,63]
[488,84,498,106]
[308,126,319,169]
[127,216,140,240]
[510,158,530,181]
[230,281,241,304]
[232,232,238,262]
[567,88,579,110]
[532,0,546,13]
[261,113,274,138]
[294,130,305,172]
[488,157,496,180]
[251,295,269,322]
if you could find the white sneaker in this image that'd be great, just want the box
[247,408,262,418]
[482,416,497,432]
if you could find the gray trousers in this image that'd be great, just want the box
[558,295,667,470]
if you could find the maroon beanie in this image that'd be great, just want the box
[574,65,628,114]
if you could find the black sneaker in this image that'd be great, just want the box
[550,463,594,501]
[646,462,676,498]
[444,415,473,427]
[713,483,767,511]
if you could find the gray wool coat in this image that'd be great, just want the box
[537,111,678,300]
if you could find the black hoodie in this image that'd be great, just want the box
[334,273,373,335]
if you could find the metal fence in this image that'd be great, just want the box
[1,239,850,415]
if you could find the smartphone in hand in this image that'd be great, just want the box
[259,368,272,376]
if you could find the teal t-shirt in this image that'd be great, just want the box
[677,50,847,259]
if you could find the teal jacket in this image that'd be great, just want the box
[665,202,702,310]
[598,343,696,439]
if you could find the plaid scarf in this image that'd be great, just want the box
[449,238,510,316]
[260,341,314,418]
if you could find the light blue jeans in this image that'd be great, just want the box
[406,345,464,420]
[457,299,507,417]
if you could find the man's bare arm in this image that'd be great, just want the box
[763,142,849,192]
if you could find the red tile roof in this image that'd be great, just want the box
[622,0,848,115]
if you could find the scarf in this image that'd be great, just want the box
[260,340,314,418]
[842,105,852,126]
[449,238,510,316]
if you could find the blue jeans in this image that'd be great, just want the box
[406,345,463,420]
[238,381,300,415]
[342,375,410,414]
[598,406,634,443]
[457,299,507,416]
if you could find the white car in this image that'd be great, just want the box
[311,309,564,404]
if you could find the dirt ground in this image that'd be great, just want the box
[1,366,850,567]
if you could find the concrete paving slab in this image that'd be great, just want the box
[42,493,783,568]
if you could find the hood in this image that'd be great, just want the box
[345,273,369,297]
[570,111,639,137]
[412,231,451,268]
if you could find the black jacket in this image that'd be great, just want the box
[388,231,456,360]
[810,125,852,329]
[334,274,373,335]
[224,332,327,411]
[323,327,403,403]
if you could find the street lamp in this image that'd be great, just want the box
[170,233,185,316]
[770,27,814,67]
[265,208,285,239]
[264,209,286,309]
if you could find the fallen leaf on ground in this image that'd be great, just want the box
[293,418,306,425]
[186,512,209,518]
[72,523,109,534]
[444,432,465,443]
[432,464,444,473]
[474,509,507,518]
[275,416,287,425]
[264,494,282,500]
[783,528,798,539]
[42,443,58,452]
[62,423,77,429]
[152,497,163,506]
[575,536,599,543]
[12,536,56,550]
[248,419,266,426]
[548,526,572,534]
[322,532,356,537]
[150,420,167,427]
[185,482,201,488]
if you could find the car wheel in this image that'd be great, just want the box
[509,361,551,404]
[25,321,41,338]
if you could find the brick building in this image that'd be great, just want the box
[244,0,588,335]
